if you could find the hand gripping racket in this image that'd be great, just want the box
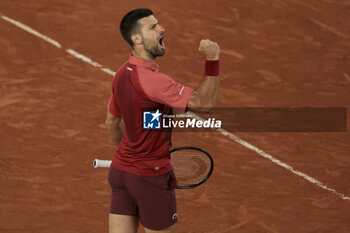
[93,146,214,189]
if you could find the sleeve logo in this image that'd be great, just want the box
[178,86,185,96]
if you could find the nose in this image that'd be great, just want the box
[158,24,165,33]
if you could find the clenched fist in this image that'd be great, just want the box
[198,39,220,60]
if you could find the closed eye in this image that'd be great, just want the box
[150,22,159,29]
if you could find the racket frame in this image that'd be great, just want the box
[93,146,214,189]
[170,146,214,189]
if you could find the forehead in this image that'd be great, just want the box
[138,15,158,28]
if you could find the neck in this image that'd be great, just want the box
[132,48,155,62]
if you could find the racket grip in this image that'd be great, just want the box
[93,159,112,168]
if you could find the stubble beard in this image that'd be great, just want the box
[143,38,165,59]
[145,46,165,59]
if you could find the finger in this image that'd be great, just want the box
[199,39,206,51]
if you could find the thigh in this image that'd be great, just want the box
[129,170,178,231]
[144,224,176,233]
[109,214,139,233]
[109,167,138,215]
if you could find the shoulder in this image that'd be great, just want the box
[139,69,175,84]
[139,71,178,95]
[112,61,135,85]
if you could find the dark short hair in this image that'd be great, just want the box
[120,8,153,47]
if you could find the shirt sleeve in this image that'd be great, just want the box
[107,92,121,116]
[140,72,194,113]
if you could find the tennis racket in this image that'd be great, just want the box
[93,146,214,189]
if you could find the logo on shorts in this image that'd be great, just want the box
[143,110,162,129]
[172,213,178,220]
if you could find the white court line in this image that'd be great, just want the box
[1,13,349,203]
[217,129,350,202]
[1,14,62,48]
[0,12,115,76]
[66,49,116,76]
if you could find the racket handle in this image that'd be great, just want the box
[93,159,112,168]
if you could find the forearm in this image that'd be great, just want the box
[195,72,220,110]
[188,59,220,113]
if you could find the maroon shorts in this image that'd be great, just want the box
[108,167,178,230]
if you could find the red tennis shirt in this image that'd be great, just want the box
[108,55,194,176]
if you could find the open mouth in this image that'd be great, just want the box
[159,37,165,49]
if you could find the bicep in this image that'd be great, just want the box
[186,89,215,113]
[186,90,198,110]
[105,111,123,131]
[106,110,119,122]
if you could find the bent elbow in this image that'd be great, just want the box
[200,106,215,114]
[188,92,218,113]
[196,99,217,113]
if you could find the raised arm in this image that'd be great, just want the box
[105,111,124,146]
[187,39,220,113]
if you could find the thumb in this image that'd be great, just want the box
[198,39,206,51]
[198,40,203,51]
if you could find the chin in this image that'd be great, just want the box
[146,46,165,59]
[150,50,165,58]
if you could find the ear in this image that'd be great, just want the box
[131,34,142,46]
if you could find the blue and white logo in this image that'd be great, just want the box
[143,110,162,129]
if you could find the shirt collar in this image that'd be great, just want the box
[128,55,159,72]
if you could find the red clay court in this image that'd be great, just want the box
[1,0,349,232]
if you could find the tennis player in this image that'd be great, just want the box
[105,8,220,233]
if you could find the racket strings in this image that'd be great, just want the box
[171,149,212,186]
